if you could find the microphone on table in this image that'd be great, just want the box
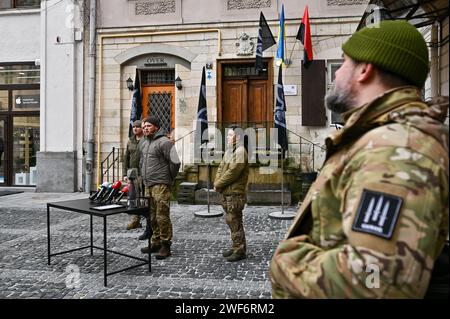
[115,185,128,203]
[101,180,122,204]
[92,182,110,201]
[89,183,102,200]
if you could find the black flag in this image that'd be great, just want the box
[256,12,276,71]
[274,66,288,152]
[196,67,208,146]
[129,72,142,137]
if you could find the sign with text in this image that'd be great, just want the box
[15,95,40,108]
[283,85,297,96]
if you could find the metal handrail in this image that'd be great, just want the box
[100,147,122,183]
[168,122,327,173]
[286,128,326,172]
[174,130,195,172]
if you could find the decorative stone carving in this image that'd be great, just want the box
[135,0,176,15]
[236,33,255,56]
[327,0,366,6]
[227,0,271,10]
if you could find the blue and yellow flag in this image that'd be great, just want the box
[276,5,285,66]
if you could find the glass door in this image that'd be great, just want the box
[12,116,39,186]
[0,118,5,185]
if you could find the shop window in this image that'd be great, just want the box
[13,116,39,186]
[0,90,7,111]
[0,0,40,9]
[0,64,40,85]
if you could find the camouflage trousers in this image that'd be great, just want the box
[130,176,144,222]
[145,184,173,246]
[221,194,247,254]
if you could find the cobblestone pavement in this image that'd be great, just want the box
[0,192,294,299]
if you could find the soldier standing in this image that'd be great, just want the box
[123,119,144,230]
[140,116,180,259]
[214,126,249,262]
[270,20,449,298]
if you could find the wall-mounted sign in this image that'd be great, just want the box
[283,85,297,96]
[144,57,167,67]
[15,95,40,108]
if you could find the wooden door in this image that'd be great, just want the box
[141,85,175,133]
[222,79,247,124]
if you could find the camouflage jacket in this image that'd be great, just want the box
[214,144,249,196]
[123,135,143,177]
[270,87,449,298]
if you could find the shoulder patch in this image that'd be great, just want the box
[352,189,403,239]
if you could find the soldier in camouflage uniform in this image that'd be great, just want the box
[270,20,449,298]
[123,120,144,230]
[214,126,250,262]
[139,116,180,260]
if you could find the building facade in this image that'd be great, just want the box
[1,0,448,194]
[0,0,41,187]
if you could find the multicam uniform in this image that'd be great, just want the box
[140,129,180,249]
[270,87,449,298]
[214,144,250,255]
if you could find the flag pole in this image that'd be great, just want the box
[288,41,298,65]
[269,149,295,219]
[194,143,222,218]
[281,150,284,214]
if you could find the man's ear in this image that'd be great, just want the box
[356,63,376,83]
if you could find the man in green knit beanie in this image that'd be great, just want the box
[270,20,449,298]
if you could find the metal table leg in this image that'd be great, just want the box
[90,214,93,256]
[103,216,107,287]
[47,204,51,265]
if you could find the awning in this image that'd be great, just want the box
[358,0,449,30]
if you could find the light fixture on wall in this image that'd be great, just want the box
[175,76,182,90]
[126,77,134,91]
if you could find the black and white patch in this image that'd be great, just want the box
[352,189,403,239]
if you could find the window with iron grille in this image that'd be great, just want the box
[141,70,174,85]
[148,92,171,134]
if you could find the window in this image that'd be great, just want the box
[0,64,40,85]
[0,0,40,9]
[328,61,344,125]
[13,116,39,185]
[141,70,174,85]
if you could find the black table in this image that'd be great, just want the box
[47,198,150,286]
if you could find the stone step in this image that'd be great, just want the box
[247,190,291,205]
[193,188,292,206]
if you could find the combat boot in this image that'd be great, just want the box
[140,243,161,254]
[155,241,171,260]
[226,251,246,262]
[222,249,234,258]
[126,215,141,230]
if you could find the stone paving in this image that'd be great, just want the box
[0,192,295,299]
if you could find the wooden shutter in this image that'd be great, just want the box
[302,60,326,126]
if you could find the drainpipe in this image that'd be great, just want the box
[430,22,439,98]
[85,0,97,192]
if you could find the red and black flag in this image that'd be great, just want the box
[296,6,313,68]
[256,12,276,72]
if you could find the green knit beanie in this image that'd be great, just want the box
[342,20,429,88]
